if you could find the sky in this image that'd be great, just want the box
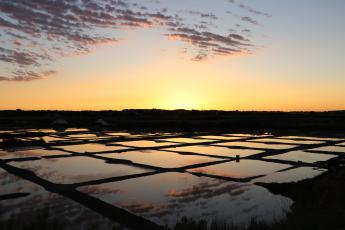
[0,0,344,111]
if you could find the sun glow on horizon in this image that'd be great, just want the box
[0,1,345,111]
[158,91,206,110]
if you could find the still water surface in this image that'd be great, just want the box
[1,130,344,229]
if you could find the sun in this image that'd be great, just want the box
[158,91,205,110]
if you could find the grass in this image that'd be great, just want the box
[0,209,64,230]
[0,207,123,230]
[174,218,271,230]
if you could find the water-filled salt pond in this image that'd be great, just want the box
[195,135,244,141]
[156,137,213,144]
[1,130,344,229]
[96,150,223,169]
[213,141,295,150]
[10,156,152,184]
[0,168,124,229]
[309,145,345,153]
[248,138,323,145]
[263,150,337,163]
[0,148,67,159]
[114,140,175,148]
[57,143,131,153]
[164,145,262,158]
[188,160,290,179]
[79,172,292,228]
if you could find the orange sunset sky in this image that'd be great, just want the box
[1,0,344,111]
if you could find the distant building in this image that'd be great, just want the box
[95,118,109,126]
[52,119,68,125]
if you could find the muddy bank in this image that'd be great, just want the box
[257,164,345,230]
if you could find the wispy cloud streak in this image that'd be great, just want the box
[0,0,268,81]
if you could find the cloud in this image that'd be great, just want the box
[0,0,268,81]
[241,16,259,25]
[0,70,56,82]
[238,3,272,18]
[165,180,249,203]
[115,179,251,219]
[166,27,251,60]
[228,0,272,18]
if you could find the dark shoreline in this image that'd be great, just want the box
[1,110,345,132]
